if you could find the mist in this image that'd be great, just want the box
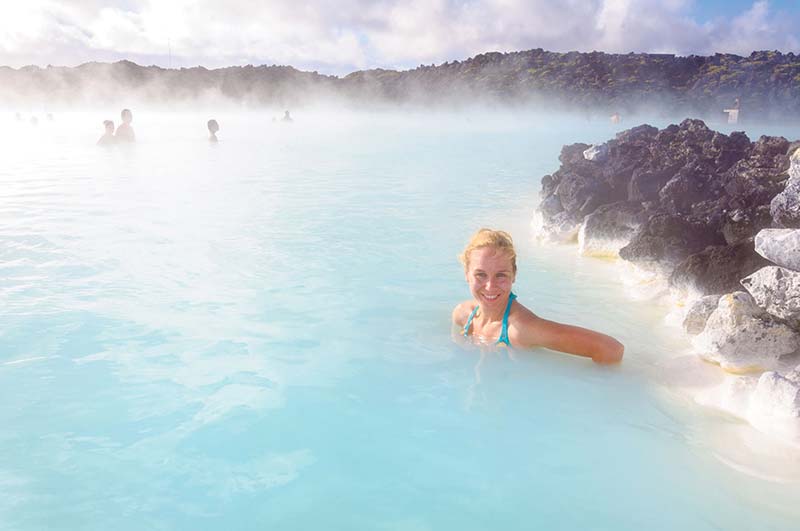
[2,49,800,125]
[4,47,800,530]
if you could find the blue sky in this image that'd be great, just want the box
[689,0,795,22]
[1,1,798,75]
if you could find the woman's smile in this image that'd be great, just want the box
[466,247,516,312]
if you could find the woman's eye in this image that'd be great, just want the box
[475,273,486,279]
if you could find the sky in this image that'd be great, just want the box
[1,0,798,75]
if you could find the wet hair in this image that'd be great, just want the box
[103,120,114,129]
[121,109,132,121]
[207,119,219,133]
[459,228,517,273]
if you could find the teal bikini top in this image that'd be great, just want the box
[463,292,517,347]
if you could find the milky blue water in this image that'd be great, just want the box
[1,109,799,530]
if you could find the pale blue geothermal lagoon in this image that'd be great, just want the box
[1,109,799,530]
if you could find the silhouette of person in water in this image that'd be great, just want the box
[282,110,293,123]
[97,120,115,146]
[207,119,219,142]
[115,108,135,143]
[610,112,621,124]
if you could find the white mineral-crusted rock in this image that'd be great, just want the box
[740,266,800,328]
[577,202,645,258]
[687,363,800,448]
[770,148,800,228]
[691,371,759,433]
[682,295,720,335]
[751,368,800,418]
[692,292,800,373]
[582,143,609,162]
[790,146,800,180]
[618,266,670,300]
[578,229,627,257]
[748,367,800,444]
[531,209,545,237]
[532,209,581,243]
[716,374,759,414]
[754,228,800,272]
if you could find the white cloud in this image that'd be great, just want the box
[0,0,797,73]
[710,0,800,54]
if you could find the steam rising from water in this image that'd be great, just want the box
[2,108,800,529]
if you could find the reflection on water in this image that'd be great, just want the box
[1,109,799,530]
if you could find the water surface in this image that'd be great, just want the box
[1,109,799,530]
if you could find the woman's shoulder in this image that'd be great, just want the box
[509,297,537,321]
[452,299,477,326]
[507,299,543,345]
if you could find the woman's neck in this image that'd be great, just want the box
[476,300,507,323]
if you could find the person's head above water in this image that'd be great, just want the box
[103,120,114,134]
[452,228,624,362]
[459,228,517,275]
[114,109,135,142]
[207,119,219,133]
[459,228,517,314]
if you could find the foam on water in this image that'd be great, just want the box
[1,109,799,530]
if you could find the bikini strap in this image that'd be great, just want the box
[496,292,517,346]
[463,304,480,338]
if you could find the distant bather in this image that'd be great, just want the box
[97,120,115,146]
[115,109,136,143]
[282,110,293,123]
[207,119,219,142]
[724,97,741,124]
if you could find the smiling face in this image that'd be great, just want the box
[465,246,516,311]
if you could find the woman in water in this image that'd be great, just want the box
[453,229,624,364]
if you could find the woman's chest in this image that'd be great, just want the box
[470,320,503,343]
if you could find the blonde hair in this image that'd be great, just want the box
[459,228,517,273]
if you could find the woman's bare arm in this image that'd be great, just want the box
[514,311,624,364]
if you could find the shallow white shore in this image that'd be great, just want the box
[530,212,800,482]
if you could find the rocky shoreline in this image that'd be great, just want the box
[3,49,800,119]
[534,119,800,444]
